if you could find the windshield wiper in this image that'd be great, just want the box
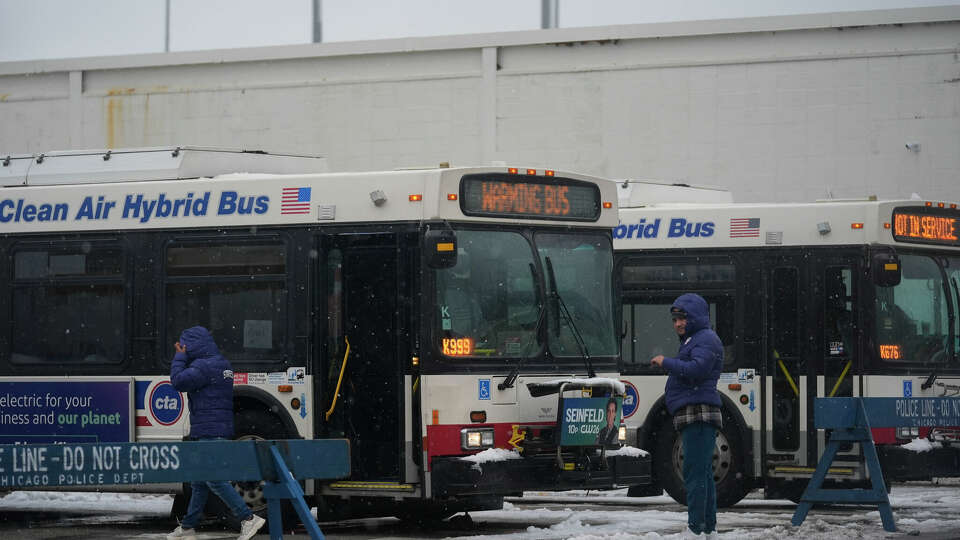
[499,264,545,391]
[544,256,596,378]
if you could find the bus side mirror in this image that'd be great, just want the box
[424,229,457,269]
[871,250,901,287]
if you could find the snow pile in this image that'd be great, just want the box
[0,491,171,515]
[901,437,942,453]
[605,446,649,458]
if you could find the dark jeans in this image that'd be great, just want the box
[682,421,718,535]
[180,438,252,529]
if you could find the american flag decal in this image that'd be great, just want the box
[730,217,760,238]
[281,187,311,215]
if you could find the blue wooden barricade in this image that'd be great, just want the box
[792,397,960,533]
[0,439,350,540]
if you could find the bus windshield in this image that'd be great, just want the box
[536,232,617,358]
[875,253,957,364]
[436,229,540,358]
[434,229,616,360]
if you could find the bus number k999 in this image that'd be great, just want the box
[442,338,473,356]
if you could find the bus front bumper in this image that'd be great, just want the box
[878,444,960,481]
[430,452,651,497]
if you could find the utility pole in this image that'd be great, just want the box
[164,0,171,52]
[312,0,322,43]
[541,0,558,29]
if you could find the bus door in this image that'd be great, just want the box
[815,254,859,461]
[319,232,410,482]
[763,253,813,469]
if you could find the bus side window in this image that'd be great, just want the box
[11,243,125,364]
[164,240,288,364]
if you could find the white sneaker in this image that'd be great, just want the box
[167,526,197,540]
[238,514,266,540]
[679,529,703,539]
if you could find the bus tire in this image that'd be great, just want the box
[209,408,299,528]
[654,410,751,508]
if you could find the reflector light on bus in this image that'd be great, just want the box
[938,202,946,208]
[436,242,455,252]
[925,202,933,207]
[470,411,487,423]
[447,193,458,201]
[884,263,899,271]
[432,410,439,425]
[879,344,902,360]
[884,223,891,229]
[603,202,613,209]
[411,356,419,366]
[290,397,301,410]
[462,428,494,449]
[409,194,422,202]
[851,223,864,229]
[545,170,555,177]
[952,204,958,209]
[508,167,519,174]
[278,385,293,393]
[526,169,536,175]
[442,337,473,356]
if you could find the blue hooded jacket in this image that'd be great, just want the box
[170,326,235,439]
[661,293,723,415]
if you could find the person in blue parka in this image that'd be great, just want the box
[651,293,723,539]
[167,326,265,540]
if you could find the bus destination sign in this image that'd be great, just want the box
[892,207,960,247]
[460,174,601,221]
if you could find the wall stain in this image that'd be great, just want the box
[107,98,123,149]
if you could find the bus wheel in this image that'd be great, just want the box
[655,414,750,508]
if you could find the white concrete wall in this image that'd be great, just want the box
[1,7,958,203]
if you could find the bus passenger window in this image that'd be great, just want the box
[164,241,287,363]
[11,245,124,364]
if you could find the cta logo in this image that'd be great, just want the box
[149,381,184,426]
[621,380,640,419]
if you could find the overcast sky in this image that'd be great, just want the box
[0,0,957,63]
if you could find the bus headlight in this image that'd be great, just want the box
[896,426,920,439]
[618,425,627,442]
[461,428,495,450]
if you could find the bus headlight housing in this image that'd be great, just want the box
[461,428,495,450]
[896,426,920,439]
[618,425,627,443]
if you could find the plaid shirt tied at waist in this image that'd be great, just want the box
[673,404,723,431]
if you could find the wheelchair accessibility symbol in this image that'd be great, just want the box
[478,379,491,400]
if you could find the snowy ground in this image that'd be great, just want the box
[1,482,959,539]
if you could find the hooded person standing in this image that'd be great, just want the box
[651,294,723,539]
[167,326,266,540]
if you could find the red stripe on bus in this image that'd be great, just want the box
[425,421,555,467]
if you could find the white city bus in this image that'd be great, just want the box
[613,180,960,506]
[0,147,647,521]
